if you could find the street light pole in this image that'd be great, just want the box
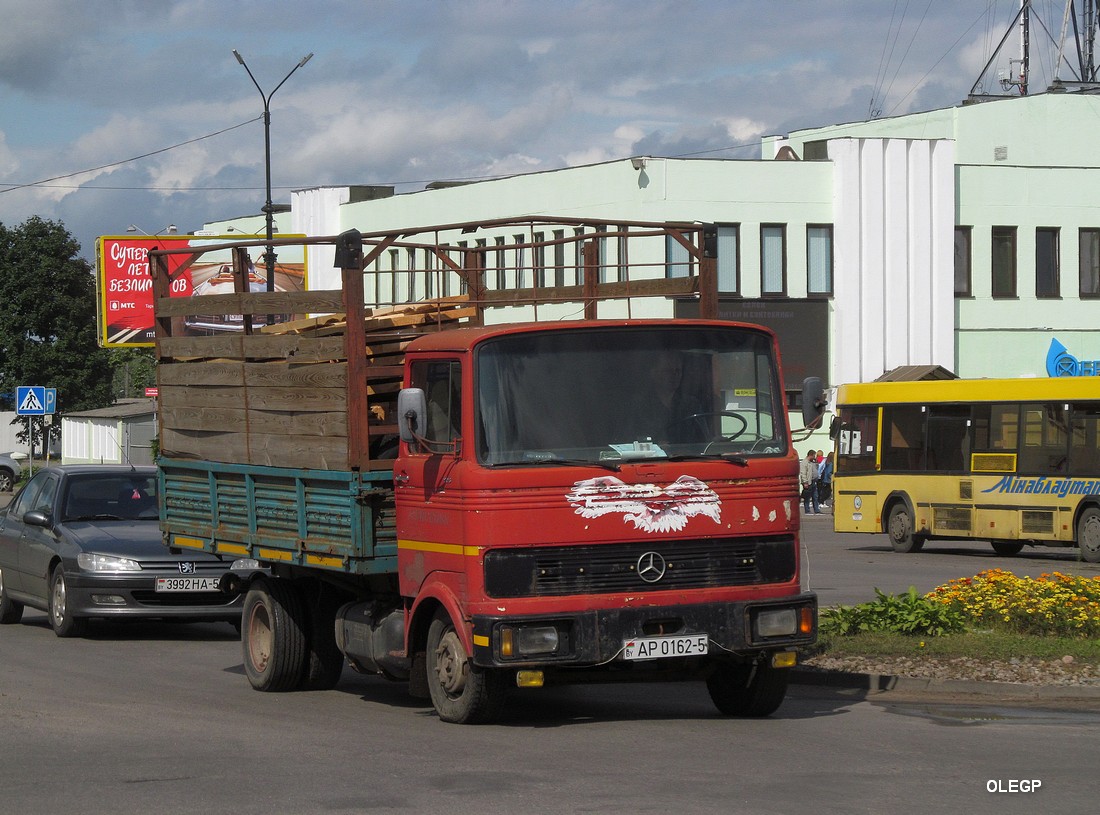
[232,49,313,293]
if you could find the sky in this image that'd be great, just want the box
[0,0,1082,263]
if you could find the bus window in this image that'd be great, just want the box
[881,405,925,471]
[1017,403,1069,474]
[836,407,877,473]
[972,404,1019,451]
[1069,404,1100,476]
[926,406,970,472]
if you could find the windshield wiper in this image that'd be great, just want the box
[69,513,124,521]
[663,453,750,467]
[488,456,621,472]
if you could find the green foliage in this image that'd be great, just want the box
[109,347,157,399]
[0,217,113,418]
[820,587,969,638]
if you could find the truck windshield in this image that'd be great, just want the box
[476,326,787,466]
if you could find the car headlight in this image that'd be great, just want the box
[77,553,141,572]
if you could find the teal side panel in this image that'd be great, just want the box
[159,458,396,576]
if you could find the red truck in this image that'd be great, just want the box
[151,218,821,723]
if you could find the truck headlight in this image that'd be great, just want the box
[499,623,565,658]
[755,608,797,638]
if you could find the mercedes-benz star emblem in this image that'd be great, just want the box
[636,551,667,583]
[178,562,196,574]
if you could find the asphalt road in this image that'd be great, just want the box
[798,509,1100,606]
[2,516,1099,814]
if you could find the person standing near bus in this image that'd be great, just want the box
[817,452,834,509]
[800,450,820,514]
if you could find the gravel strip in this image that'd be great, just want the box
[800,653,1100,687]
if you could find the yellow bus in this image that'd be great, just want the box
[830,377,1100,562]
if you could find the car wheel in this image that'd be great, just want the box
[49,566,88,638]
[426,609,505,724]
[0,566,25,624]
[241,579,307,692]
[706,659,790,717]
[887,502,923,553]
[0,468,13,493]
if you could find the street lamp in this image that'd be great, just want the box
[127,224,178,235]
[232,48,313,293]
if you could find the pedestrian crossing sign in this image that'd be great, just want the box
[16,386,47,416]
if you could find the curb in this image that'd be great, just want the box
[791,667,1100,705]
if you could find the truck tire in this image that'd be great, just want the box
[426,609,506,724]
[0,567,25,624]
[242,580,307,692]
[302,590,345,691]
[706,660,789,717]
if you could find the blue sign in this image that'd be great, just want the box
[1046,338,1100,377]
[16,386,46,415]
[44,388,56,415]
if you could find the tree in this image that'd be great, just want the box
[0,217,113,454]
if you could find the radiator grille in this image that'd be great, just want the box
[484,537,795,598]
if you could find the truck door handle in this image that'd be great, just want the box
[394,473,410,485]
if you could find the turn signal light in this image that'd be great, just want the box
[799,607,814,635]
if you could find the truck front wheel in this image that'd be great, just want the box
[706,660,789,717]
[426,610,505,724]
[242,580,307,692]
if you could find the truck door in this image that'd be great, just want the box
[396,359,464,507]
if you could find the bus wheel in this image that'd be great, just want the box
[242,579,307,692]
[706,660,789,717]
[426,610,506,724]
[1077,508,1100,563]
[887,503,923,553]
[991,541,1024,557]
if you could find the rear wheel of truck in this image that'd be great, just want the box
[302,589,345,691]
[426,610,506,724]
[242,580,307,692]
[706,660,789,718]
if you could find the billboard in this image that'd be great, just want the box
[96,235,307,347]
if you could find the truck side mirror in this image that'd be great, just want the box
[801,377,825,428]
[397,388,427,445]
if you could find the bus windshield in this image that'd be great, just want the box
[476,326,787,466]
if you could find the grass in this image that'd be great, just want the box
[808,629,1100,664]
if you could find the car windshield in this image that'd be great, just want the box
[475,325,787,466]
[62,474,159,521]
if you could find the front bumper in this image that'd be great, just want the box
[63,572,243,621]
[471,593,817,669]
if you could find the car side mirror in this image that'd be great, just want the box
[397,388,428,445]
[23,510,50,527]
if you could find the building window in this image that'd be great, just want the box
[1080,228,1100,298]
[665,232,691,279]
[513,235,526,289]
[991,226,1017,298]
[954,226,972,297]
[533,232,545,288]
[761,224,786,295]
[806,224,832,296]
[716,224,739,295]
[1035,227,1060,298]
[553,230,566,286]
[494,236,506,290]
